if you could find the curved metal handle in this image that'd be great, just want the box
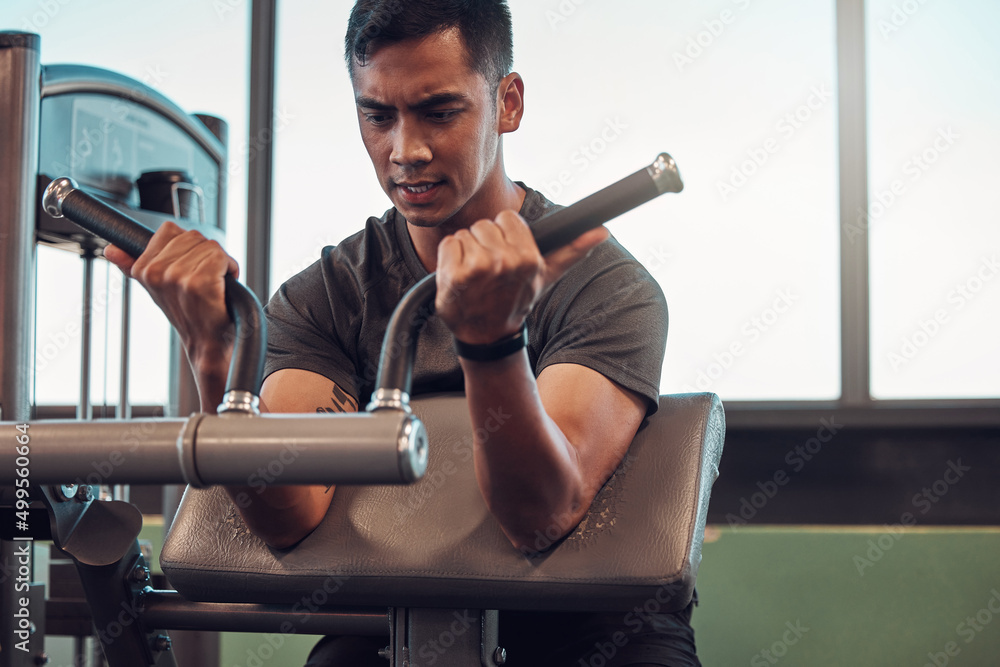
[371,152,684,403]
[42,177,267,410]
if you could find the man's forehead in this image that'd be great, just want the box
[350,27,488,104]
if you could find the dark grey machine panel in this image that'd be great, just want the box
[35,64,227,250]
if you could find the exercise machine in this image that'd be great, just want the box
[1,29,722,667]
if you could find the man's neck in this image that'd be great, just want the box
[407,177,526,273]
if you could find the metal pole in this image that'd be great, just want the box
[0,32,39,425]
[837,0,871,406]
[115,278,131,502]
[0,30,42,667]
[141,591,388,636]
[245,0,277,302]
[79,248,96,421]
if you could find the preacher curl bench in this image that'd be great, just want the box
[1,154,723,666]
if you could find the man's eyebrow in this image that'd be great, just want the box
[355,96,393,111]
[411,92,469,109]
[355,92,470,111]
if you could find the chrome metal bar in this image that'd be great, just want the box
[118,276,131,421]
[0,410,427,486]
[116,278,131,501]
[79,248,95,421]
[142,591,388,636]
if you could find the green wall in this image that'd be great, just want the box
[691,526,1000,666]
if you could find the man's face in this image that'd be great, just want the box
[352,28,505,230]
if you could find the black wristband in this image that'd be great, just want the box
[454,325,527,362]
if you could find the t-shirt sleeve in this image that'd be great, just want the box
[263,253,363,403]
[531,240,668,416]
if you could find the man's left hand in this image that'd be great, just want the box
[434,210,608,344]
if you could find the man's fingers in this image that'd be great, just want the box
[467,217,507,247]
[186,243,236,297]
[227,255,240,280]
[435,212,605,343]
[132,221,236,287]
[492,210,538,254]
[436,233,465,274]
[102,244,135,276]
[140,220,185,258]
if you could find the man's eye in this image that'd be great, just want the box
[428,110,458,122]
[364,113,391,125]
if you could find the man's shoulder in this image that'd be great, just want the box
[273,208,404,303]
[517,182,561,223]
[314,208,409,284]
[325,208,400,261]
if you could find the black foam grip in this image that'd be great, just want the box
[61,190,155,257]
[530,167,659,255]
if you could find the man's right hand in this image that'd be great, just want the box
[104,220,237,400]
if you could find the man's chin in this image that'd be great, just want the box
[394,201,456,229]
[397,209,442,228]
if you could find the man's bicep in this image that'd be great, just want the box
[536,363,646,486]
[260,368,358,414]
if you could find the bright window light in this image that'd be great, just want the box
[272,0,842,402]
[866,0,1000,399]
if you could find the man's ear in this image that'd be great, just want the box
[497,72,524,134]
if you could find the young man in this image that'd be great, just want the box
[106,1,697,664]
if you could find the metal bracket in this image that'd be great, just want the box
[71,545,176,666]
[389,607,503,666]
[31,487,175,666]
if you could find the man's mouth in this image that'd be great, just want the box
[401,183,435,193]
[395,180,443,204]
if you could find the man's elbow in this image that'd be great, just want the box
[503,518,575,556]
[262,526,313,551]
[493,495,588,556]
[225,485,332,550]
[241,513,323,550]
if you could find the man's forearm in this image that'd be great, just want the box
[190,353,336,549]
[226,369,353,548]
[188,338,232,414]
[460,351,587,551]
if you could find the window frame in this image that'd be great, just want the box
[39,0,992,428]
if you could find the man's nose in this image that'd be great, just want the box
[390,118,432,166]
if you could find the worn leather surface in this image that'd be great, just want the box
[160,393,725,612]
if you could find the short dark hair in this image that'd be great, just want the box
[345,0,513,86]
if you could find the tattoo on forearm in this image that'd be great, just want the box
[315,384,358,414]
